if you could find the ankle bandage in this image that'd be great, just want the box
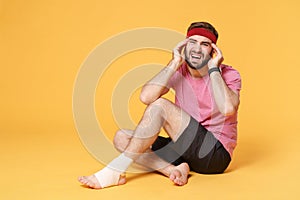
[94,153,133,188]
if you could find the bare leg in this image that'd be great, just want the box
[113,129,189,185]
[124,98,190,158]
[119,98,191,185]
[78,98,191,188]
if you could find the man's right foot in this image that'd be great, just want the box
[169,163,190,186]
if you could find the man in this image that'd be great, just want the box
[78,22,241,189]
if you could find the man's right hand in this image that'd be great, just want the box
[172,39,189,64]
[140,39,189,105]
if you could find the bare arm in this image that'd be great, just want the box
[208,44,240,116]
[140,39,188,105]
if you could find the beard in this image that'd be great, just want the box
[184,49,211,70]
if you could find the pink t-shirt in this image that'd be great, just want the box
[168,63,241,157]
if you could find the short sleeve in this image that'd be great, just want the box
[221,65,242,94]
[167,72,176,89]
[167,64,185,89]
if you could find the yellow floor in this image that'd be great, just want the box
[1,0,300,199]
[1,119,299,199]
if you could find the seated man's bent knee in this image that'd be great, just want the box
[113,130,134,152]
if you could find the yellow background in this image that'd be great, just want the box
[1,0,300,199]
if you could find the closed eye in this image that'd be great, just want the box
[201,42,211,47]
[188,39,197,44]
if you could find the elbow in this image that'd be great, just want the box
[140,85,168,105]
[220,94,240,116]
[220,104,237,116]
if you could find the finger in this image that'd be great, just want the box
[210,49,217,58]
[174,39,188,57]
[176,38,189,49]
[182,38,189,43]
[211,43,222,56]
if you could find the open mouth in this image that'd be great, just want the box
[191,52,202,57]
[191,54,201,62]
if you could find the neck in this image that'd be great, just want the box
[186,63,209,78]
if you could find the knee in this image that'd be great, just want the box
[146,98,170,116]
[113,130,124,151]
[147,98,169,112]
[150,97,169,107]
[113,129,132,152]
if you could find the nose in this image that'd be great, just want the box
[193,42,202,53]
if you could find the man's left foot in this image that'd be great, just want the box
[169,162,190,186]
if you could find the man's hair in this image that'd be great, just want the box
[187,22,218,40]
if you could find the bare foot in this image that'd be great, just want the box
[78,174,126,189]
[169,163,190,186]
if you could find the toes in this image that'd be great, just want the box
[169,164,189,186]
[174,178,183,186]
[78,176,86,183]
[169,174,175,181]
[169,170,182,185]
[176,179,184,186]
[88,182,95,188]
[78,175,100,189]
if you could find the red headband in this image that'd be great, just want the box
[187,28,217,43]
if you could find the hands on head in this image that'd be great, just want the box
[208,43,224,68]
[173,37,224,69]
[172,38,189,64]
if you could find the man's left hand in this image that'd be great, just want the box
[208,43,224,69]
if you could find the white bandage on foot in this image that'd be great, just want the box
[94,153,133,188]
[94,167,122,188]
[107,153,133,173]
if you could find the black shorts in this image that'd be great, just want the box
[151,117,231,174]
